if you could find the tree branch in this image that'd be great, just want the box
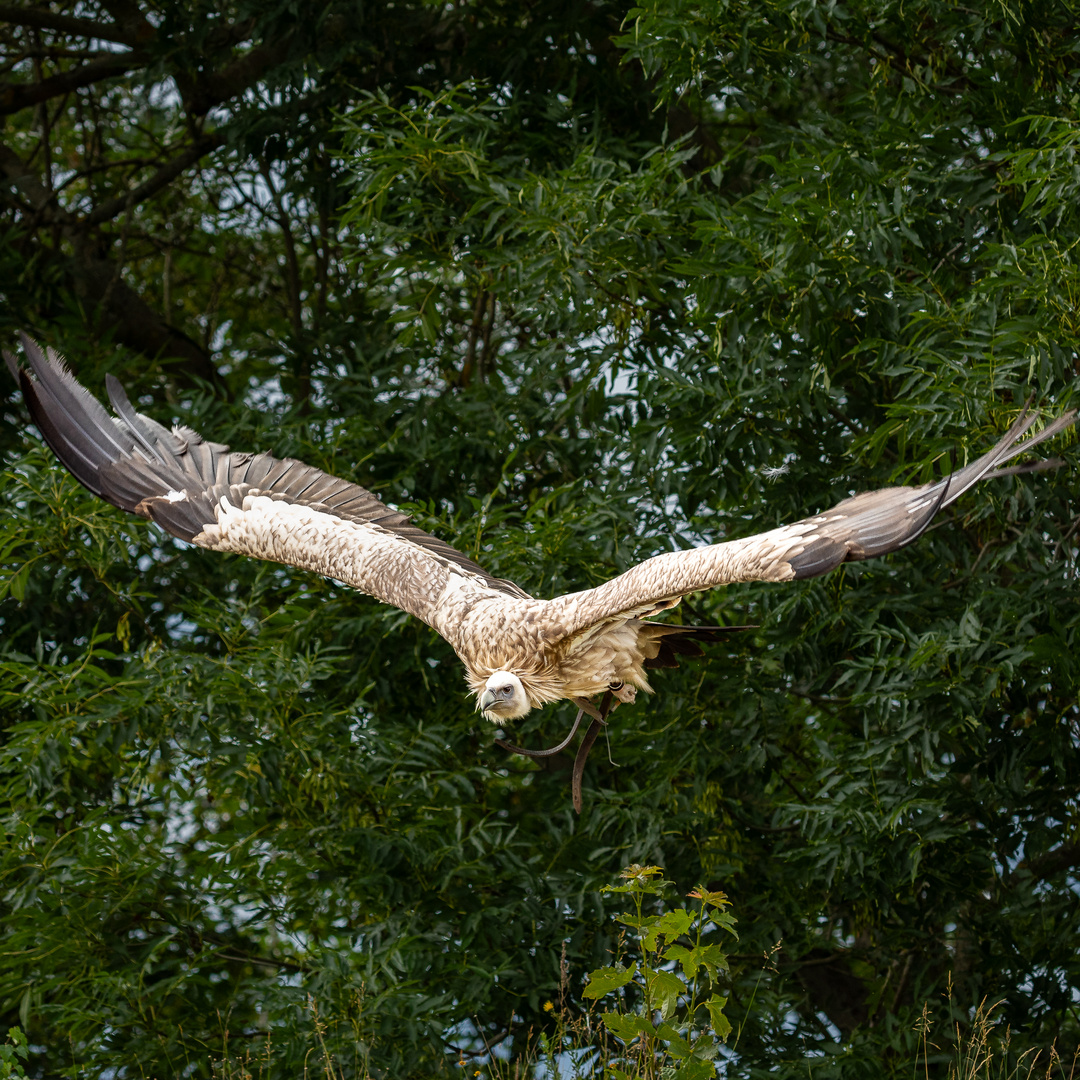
[213,948,310,974]
[93,0,157,43]
[86,132,225,226]
[1010,840,1080,883]
[0,5,143,47]
[1,139,224,390]
[459,287,488,388]
[0,49,148,116]
[71,252,224,389]
[0,139,67,223]
[186,35,296,116]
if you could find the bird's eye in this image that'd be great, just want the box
[500,685,513,695]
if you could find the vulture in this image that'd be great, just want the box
[5,334,1077,807]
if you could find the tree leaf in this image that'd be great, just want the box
[705,995,733,1042]
[648,969,685,1019]
[601,1012,655,1044]
[582,963,638,1000]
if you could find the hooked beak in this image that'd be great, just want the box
[480,689,497,712]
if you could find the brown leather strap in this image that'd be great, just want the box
[494,706,589,758]
[572,691,613,814]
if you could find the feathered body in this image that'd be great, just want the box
[5,333,1076,726]
[195,490,822,714]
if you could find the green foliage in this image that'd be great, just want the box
[585,865,737,1078]
[0,1030,28,1080]
[2,1,1080,1078]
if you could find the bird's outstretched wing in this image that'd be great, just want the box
[5,334,529,643]
[548,405,1076,642]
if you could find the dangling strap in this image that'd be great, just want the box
[572,691,614,814]
[495,706,590,759]
[495,690,615,813]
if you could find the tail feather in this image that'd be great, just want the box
[641,622,755,670]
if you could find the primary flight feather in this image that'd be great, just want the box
[6,333,1076,728]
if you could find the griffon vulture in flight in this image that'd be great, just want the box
[6,334,1077,805]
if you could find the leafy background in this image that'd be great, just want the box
[0,0,1078,1076]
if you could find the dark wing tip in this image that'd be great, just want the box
[786,405,1076,582]
[787,537,853,581]
[11,334,526,597]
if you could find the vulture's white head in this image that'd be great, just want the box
[478,671,531,721]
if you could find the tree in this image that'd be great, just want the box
[1,0,1078,1076]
